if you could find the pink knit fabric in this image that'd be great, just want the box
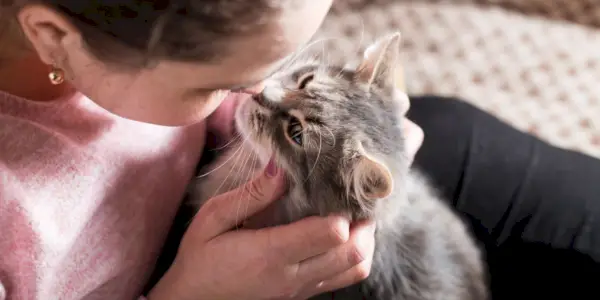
[0,91,206,300]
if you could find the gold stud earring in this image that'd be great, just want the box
[48,65,65,85]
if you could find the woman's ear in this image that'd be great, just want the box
[17,4,80,65]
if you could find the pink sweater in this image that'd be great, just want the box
[0,91,206,299]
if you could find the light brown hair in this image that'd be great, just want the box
[0,4,31,63]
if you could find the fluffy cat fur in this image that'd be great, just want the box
[189,33,488,300]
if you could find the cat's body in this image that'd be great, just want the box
[192,150,486,300]
[189,33,488,300]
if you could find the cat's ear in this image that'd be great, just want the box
[353,154,393,201]
[355,32,403,92]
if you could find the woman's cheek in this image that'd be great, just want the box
[203,89,229,116]
[206,91,249,142]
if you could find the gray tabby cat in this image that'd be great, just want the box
[189,33,488,300]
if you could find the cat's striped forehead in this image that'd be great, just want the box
[261,62,354,107]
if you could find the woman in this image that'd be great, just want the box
[0,1,598,300]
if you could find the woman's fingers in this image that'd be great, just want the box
[312,258,373,295]
[288,220,376,299]
[295,220,376,286]
[403,118,424,163]
[258,215,350,264]
[395,91,423,164]
[190,160,285,242]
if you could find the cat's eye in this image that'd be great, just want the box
[286,116,304,146]
[297,73,314,90]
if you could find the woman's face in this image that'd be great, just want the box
[19,1,333,126]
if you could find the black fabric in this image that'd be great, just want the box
[408,95,600,299]
[145,95,600,298]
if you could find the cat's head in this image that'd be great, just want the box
[235,33,410,221]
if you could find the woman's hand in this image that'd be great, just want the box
[404,118,424,163]
[147,161,376,300]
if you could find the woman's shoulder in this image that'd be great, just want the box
[0,90,207,188]
[0,90,206,299]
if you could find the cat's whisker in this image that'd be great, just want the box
[335,66,346,79]
[336,17,367,79]
[313,37,334,72]
[304,128,323,183]
[357,15,367,57]
[323,126,336,148]
[212,133,242,151]
[208,140,246,199]
[241,152,259,225]
[231,132,263,227]
[232,147,255,227]
[196,139,245,178]
[319,39,327,67]
[187,143,243,225]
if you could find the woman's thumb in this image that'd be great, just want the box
[190,159,285,241]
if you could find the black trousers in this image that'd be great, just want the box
[147,95,600,298]
[408,96,600,299]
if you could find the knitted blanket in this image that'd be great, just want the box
[318,0,600,158]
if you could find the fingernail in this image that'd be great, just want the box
[265,159,278,177]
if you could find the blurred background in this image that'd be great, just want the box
[312,0,600,158]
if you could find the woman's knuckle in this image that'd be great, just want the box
[283,263,300,280]
[255,252,271,273]
[198,198,224,222]
[347,245,366,265]
[353,264,371,282]
[243,179,266,201]
[324,217,349,245]
[274,282,300,299]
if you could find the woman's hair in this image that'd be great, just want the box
[1,0,283,67]
[0,4,30,63]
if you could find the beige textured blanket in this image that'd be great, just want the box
[317,0,600,158]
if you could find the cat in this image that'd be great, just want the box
[189,33,489,300]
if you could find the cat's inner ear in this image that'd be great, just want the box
[355,32,403,92]
[353,153,393,201]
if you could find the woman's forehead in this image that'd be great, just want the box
[150,39,291,94]
[161,32,301,88]
[210,0,331,85]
